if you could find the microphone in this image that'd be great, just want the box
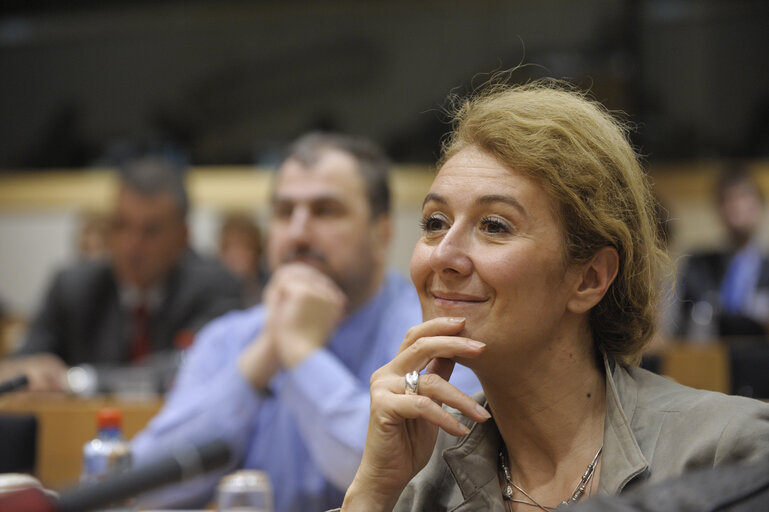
[55,439,232,512]
[0,374,29,395]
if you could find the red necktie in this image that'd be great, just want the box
[130,303,151,362]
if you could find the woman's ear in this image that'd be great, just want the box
[567,246,619,314]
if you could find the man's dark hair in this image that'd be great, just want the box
[119,156,189,218]
[280,132,392,218]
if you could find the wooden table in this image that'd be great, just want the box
[0,393,163,490]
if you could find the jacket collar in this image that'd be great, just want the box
[598,355,649,494]
[440,355,649,508]
[442,406,507,511]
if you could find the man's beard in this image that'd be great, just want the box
[281,245,328,268]
[280,245,346,292]
[279,245,372,309]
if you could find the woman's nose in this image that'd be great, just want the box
[429,226,473,277]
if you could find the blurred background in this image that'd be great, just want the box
[0,0,768,315]
[2,0,768,168]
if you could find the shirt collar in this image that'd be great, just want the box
[119,283,165,311]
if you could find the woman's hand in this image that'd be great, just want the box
[341,317,491,512]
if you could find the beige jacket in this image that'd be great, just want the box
[391,357,769,512]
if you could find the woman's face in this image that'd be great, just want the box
[410,146,581,360]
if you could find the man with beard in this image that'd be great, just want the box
[131,133,479,512]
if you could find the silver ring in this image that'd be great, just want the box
[405,371,419,395]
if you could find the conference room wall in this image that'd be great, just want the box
[0,172,428,321]
[2,162,769,325]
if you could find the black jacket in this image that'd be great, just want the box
[674,250,769,339]
[15,251,243,365]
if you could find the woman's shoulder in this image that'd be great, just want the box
[626,364,769,417]
[620,365,769,468]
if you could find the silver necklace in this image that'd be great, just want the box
[499,445,602,511]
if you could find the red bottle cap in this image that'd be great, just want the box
[97,408,122,430]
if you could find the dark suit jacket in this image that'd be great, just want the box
[675,250,769,339]
[15,251,243,365]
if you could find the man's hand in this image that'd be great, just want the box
[238,263,347,391]
[0,353,68,392]
[265,263,347,367]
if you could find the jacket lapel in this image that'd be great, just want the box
[599,356,649,494]
[442,413,507,511]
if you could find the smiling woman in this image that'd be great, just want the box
[337,81,769,512]
[411,146,581,371]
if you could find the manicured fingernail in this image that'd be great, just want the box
[459,423,471,435]
[475,403,491,419]
[467,340,485,349]
[448,317,465,323]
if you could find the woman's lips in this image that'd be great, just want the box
[431,291,487,307]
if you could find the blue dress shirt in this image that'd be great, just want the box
[131,272,480,512]
[720,244,763,314]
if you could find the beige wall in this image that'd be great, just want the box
[0,167,434,316]
[2,160,769,317]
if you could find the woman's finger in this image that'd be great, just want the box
[424,357,455,382]
[391,335,485,376]
[377,372,490,424]
[380,393,471,437]
[398,317,466,353]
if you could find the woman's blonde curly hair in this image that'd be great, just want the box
[440,79,668,365]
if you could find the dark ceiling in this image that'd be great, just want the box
[1,0,768,170]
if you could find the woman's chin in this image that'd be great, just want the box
[452,354,478,369]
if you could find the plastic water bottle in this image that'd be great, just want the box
[81,408,133,510]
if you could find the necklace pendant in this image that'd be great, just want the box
[503,484,514,500]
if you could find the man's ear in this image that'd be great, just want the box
[567,246,619,314]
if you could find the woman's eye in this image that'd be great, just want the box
[419,215,447,233]
[480,217,511,234]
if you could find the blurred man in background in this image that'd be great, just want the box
[0,156,243,391]
[674,164,769,340]
[131,132,480,512]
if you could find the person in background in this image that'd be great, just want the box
[673,164,769,341]
[218,212,265,306]
[0,156,243,392]
[76,211,110,262]
[131,132,480,512]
